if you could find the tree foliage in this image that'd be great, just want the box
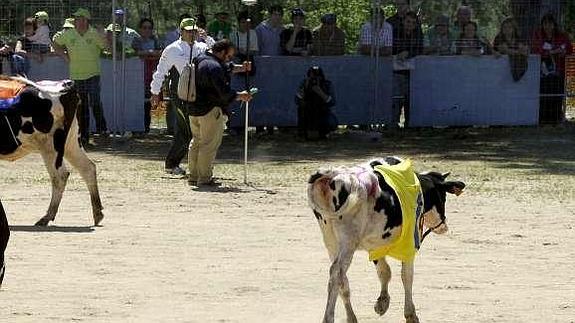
[1,0,572,50]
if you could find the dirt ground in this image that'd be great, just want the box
[1,126,574,323]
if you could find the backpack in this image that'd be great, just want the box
[177,48,197,102]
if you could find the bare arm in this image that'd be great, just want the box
[14,40,26,54]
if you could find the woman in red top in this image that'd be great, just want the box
[531,13,573,124]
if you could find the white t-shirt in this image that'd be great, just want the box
[150,39,208,95]
[27,25,51,46]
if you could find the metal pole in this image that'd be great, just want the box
[371,0,381,128]
[121,2,127,135]
[243,16,251,185]
[243,101,249,184]
[241,0,257,185]
[112,0,118,136]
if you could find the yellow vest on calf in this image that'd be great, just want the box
[369,160,424,263]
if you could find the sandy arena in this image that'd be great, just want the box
[1,127,574,322]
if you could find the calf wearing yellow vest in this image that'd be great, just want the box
[307,157,465,323]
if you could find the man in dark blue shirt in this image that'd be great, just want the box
[188,39,252,186]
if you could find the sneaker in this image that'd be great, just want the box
[165,166,186,176]
[198,178,220,186]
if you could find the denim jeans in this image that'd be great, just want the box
[75,76,107,143]
[9,54,30,77]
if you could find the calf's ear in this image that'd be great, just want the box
[308,171,324,184]
[442,181,466,196]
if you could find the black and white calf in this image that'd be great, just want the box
[308,157,465,323]
[0,76,104,226]
[0,198,8,288]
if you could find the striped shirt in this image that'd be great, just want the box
[150,39,208,95]
[359,21,393,48]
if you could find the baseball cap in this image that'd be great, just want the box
[114,8,125,15]
[63,18,75,28]
[72,8,91,19]
[34,11,49,21]
[291,8,305,18]
[105,23,123,32]
[321,13,336,24]
[180,18,199,31]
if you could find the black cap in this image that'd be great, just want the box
[291,8,305,18]
[321,13,336,24]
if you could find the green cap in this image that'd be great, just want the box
[72,8,91,19]
[63,18,75,28]
[180,18,199,31]
[34,11,49,21]
[105,23,123,32]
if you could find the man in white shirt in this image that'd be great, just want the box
[150,18,209,175]
[358,9,393,56]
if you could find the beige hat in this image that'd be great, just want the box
[63,18,75,28]
[34,11,49,21]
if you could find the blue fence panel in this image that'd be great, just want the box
[409,55,540,127]
[27,56,145,132]
[13,55,541,130]
[229,56,393,127]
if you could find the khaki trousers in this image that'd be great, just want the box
[187,107,227,183]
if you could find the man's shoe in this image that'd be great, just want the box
[198,178,220,186]
[165,166,186,176]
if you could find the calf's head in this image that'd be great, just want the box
[417,172,465,234]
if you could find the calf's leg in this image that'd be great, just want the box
[323,241,356,323]
[374,257,392,316]
[64,136,104,226]
[35,147,70,226]
[401,261,419,323]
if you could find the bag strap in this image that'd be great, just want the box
[188,42,194,64]
[186,42,193,99]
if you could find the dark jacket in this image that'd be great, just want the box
[190,52,237,117]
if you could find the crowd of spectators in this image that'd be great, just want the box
[0,1,573,128]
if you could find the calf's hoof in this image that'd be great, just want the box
[322,316,334,323]
[35,217,51,226]
[406,314,420,323]
[93,211,104,226]
[374,294,390,316]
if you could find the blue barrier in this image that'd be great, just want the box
[6,55,542,129]
[410,55,540,127]
[229,56,393,127]
[26,56,145,132]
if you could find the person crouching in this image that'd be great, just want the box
[187,40,252,186]
[296,66,337,140]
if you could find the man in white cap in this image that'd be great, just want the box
[150,18,209,175]
[106,8,140,53]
